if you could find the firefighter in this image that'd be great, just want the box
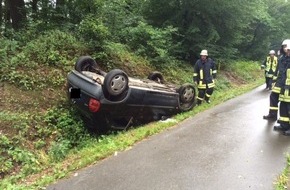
[261,50,278,90]
[274,45,290,134]
[193,50,217,105]
[263,39,290,121]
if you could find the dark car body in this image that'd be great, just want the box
[67,56,196,132]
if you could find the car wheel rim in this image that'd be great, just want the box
[182,87,194,102]
[110,75,126,93]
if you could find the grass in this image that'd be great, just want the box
[275,154,290,189]
[0,36,265,190]
[0,28,275,189]
[0,73,264,190]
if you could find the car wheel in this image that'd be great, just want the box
[103,69,129,98]
[178,83,196,111]
[75,56,98,72]
[148,71,165,84]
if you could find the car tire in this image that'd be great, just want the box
[178,83,196,111]
[103,69,129,99]
[75,56,98,72]
[148,71,165,84]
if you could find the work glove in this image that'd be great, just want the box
[261,65,265,70]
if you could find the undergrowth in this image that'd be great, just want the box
[0,30,88,90]
[0,28,263,189]
[275,155,290,189]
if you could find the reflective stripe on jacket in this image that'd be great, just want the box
[264,56,278,74]
[279,56,290,102]
[272,55,287,92]
[193,58,217,89]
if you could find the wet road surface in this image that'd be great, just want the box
[47,86,290,190]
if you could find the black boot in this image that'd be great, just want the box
[197,99,202,106]
[263,114,277,120]
[283,129,290,136]
[273,125,288,131]
[205,97,211,104]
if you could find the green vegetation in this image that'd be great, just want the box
[0,61,263,189]
[1,0,290,189]
[3,0,290,61]
[275,155,290,190]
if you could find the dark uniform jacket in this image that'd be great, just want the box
[272,55,288,93]
[279,55,290,102]
[193,58,217,89]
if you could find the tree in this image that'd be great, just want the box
[31,0,39,16]
[10,0,26,30]
[142,0,282,61]
[0,0,2,27]
[54,0,66,25]
[0,0,290,62]
[4,0,11,27]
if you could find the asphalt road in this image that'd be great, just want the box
[47,86,290,190]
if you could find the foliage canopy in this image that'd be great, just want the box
[1,0,290,63]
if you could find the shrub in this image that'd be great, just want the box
[95,42,154,78]
[223,61,262,82]
[0,157,13,176]
[44,106,90,147]
[0,39,20,64]
[78,15,110,50]
[21,30,88,67]
[48,139,72,162]
[0,134,12,149]
[0,30,89,90]
[120,21,178,65]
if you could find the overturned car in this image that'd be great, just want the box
[67,56,196,132]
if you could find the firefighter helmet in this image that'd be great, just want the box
[200,50,208,56]
[282,39,290,46]
[269,50,275,55]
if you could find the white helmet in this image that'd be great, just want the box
[269,50,275,55]
[281,39,290,54]
[282,39,290,46]
[200,50,208,56]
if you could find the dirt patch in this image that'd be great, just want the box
[107,57,153,78]
[1,83,64,112]
[0,120,18,137]
[223,71,247,85]
[0,82,4,108]
[0,83,19,136]
[0,82,65,138]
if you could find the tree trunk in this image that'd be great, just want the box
[55,0,66,24]
[10,0,26,30]
[41,0,49,21]
[0,0,3,27]
[30,0,39,20]
[4,0,10,26]
[31,0,39,14]
[56,0,65,9]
